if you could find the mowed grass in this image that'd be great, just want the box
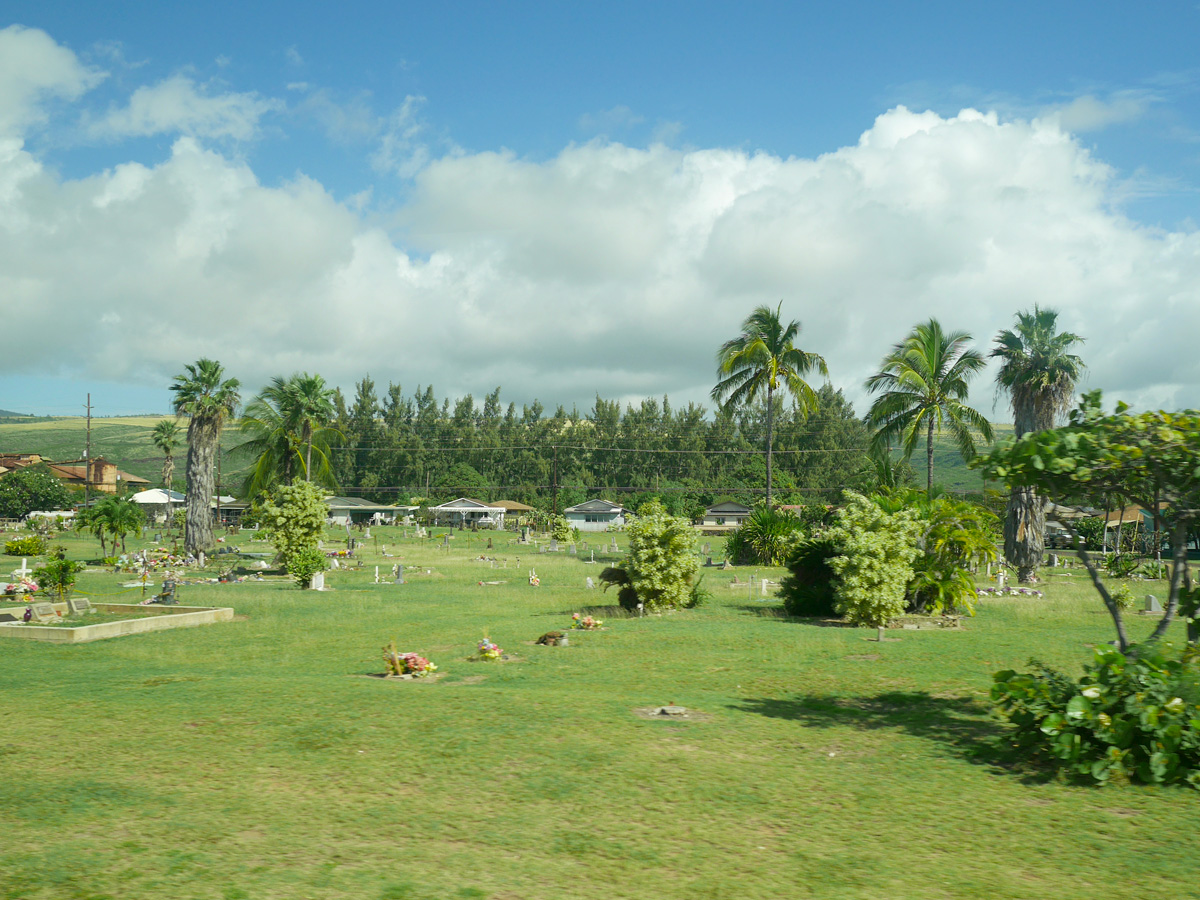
[1,527,1198,900]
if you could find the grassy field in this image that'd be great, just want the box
[2,525,1197,900]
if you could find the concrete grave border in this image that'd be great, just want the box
[0,601,234,644]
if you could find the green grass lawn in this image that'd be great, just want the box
[1,526,1197,900]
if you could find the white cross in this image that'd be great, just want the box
[13,558,31,578]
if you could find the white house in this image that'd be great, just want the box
[128,488,186,523]
[699,501,752,529]
[562,499,628,532]
[429,498,506,529]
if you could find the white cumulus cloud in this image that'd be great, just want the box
[0,25,103,137]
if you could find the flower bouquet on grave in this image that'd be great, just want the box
[382,640,438,677]
[472,637,504,661]
[570,612,602,630]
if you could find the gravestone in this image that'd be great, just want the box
[69,598,92,615]
[12,558,31,578]
[1145,594,1164,613]
[610,538,618,553]
[569,544,576,555]
[309,571,325,591]
[442,534,451,548]
[0,612,18,624]
[487,538,494,550]
[364,528,372,539]
[549,539,559,552]
[31,602,58,623]
[197,551,206,568]
[702,542,711,554]
[394,565,404,585]
[586,577,595,590]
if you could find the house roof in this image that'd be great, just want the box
[706,501,752,514]
[431,497,499,511]
[48,462,150,485]
[327,496,402,512]
[129,489,186,504]
[564,499,627,514]
[490,500,536,512]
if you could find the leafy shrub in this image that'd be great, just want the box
[1137,560,1170,580]
[779,537,839,617]
[285,546,327,588]
[826,493,922,627]
[601,501,699,611]
[551,516,572,542]
[1111,582,1135,610]
[5,535,46,556]
[992,643,1200,786]
[1104,553,1139,579]
[906,495,997,615]
[1072,516,1104,551]
[31,557,82,600]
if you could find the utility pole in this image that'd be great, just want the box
[84,393,92,509]
[552,445,558,517]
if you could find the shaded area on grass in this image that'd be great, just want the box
[733,691,1033,776]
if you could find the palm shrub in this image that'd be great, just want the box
[992,643,1200,786]
[727,506,803,565]
[909,495,998,615]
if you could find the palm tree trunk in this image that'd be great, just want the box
[305,423,313,483]
[765,386,774,505]
[926,417,935,493]
[184,418,218,556]
[1005,487,1045,583]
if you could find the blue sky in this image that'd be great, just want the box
[4,2,1200,415]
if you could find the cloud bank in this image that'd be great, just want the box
[3,26,1199,416]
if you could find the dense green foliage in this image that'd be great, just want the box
[620,500,700,611]
[992,643,1200,786]
[779,536,839,617]
[5,534,47,556]
[259,481,329,587]
[75,496,145,556]
[725,506,803,566]
[0,463,72,518]
[31,554,82,599]
[826,493,923,627]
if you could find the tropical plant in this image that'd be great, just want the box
[603,500,700,612]
[258,480,329,587]
[31,555,81,600]
[728,505,803,566]
[4,535,47,556]
[712,303,828,504]
[152,419,182,492]
[171,359,241,555]
[78,496,145,555]
[865,319,994,493]
[992,643,1200,786]
[236,373,341,499]
[900,492,999,615]
[992,306,1086,581]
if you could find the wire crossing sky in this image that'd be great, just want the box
[4,2,1200,416]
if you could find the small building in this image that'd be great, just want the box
[129,488,186,523]
[563,499,628,532]
[326,496,405,526]
[429,498,505,529]
[699,501,752,530]
[47,457,150,494]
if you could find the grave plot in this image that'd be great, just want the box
[0,601,234,643]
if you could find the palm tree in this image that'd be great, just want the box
[170,359,241,556]
[865,319,994,493]
[152,419,181,491]
[711,303,828,505]
[992,306,1086,582]
[235,373,341,499]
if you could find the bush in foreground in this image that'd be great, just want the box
[992,643,1200,787]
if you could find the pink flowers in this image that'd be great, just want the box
[475,638,503,661]
[570,612,602,630]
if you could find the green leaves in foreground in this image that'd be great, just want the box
[992,643,1200,787]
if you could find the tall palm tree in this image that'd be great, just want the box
[712,303,828,505]
[151,419,181,492]
[992,306,1086,582]
[235,373,342,499]
[170,359,241,556]
[865,319,994,493]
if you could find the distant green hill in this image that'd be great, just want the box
[0,416,254,492]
